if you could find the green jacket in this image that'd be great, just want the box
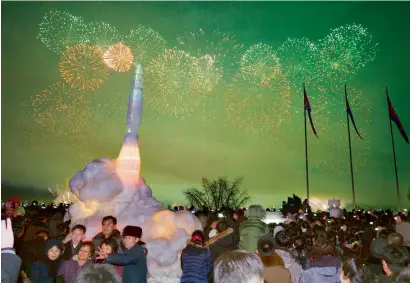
[239,217,270,253]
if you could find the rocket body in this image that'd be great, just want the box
[124,64,143,141]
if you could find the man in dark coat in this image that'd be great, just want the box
[97,226,148,283]
[62,224,86,260]
[92,216,124,253]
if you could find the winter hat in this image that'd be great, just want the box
[122,226,142,238]
[370,237,387,259]
[257,235,276,256]
[45,239,64,255]
[273,226,284,238]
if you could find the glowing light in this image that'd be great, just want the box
[37,10,89,54]
[59,44,109,92]
[103,42,134,72]
[124,26,167,66]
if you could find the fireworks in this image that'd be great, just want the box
[37,10,89,54]
[225,43,291,137]
[85,21,123,53]
[29,81,92,137]
[59,44,109,92]
[145,49,211,119]
[316,23,379,88]
[177,29,244,80]
[124,26,167,66]
[103,42,134,72]
[276,38,321,94]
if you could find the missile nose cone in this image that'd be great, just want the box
[136,64,143,76]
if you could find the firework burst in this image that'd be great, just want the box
[37,10,89,54]
[124,26,167,66]
[103,42,134,72]
[59,44,109,92]
[177,29,244,80]
[85,21,123,53]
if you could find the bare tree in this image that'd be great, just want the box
[184,177,251,211]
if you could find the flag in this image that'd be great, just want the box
[345,86,363,139]
[304,86,318,137]
[387,93,409,144]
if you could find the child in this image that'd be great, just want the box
[97,226,147,283]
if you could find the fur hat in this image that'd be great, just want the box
[370,237,387,259]
[122,226,142,238]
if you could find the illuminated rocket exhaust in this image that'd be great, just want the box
[116,64,143,185]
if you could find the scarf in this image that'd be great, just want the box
[46,258,61,278]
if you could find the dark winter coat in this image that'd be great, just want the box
[92,229,124,253]
[1,248,22,283]
[105,243,147,283]
[180,245,212,283]
[30,260,63,283]
[63,241,82,260]
[57,259,93,283]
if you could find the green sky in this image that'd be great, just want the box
[1,1,410,209]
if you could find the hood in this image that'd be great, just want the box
[275,249,296,269]
[310,256,341,269]
[259,253,284,267]
[311,266,340,277]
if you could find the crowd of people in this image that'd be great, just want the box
[2,198,410,283]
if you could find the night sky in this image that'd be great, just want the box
[1,1,410,209]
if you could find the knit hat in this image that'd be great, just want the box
[257,235,276,256]
[122,226,142,238]
[273,226,284,238]
[370,237,387,259]
[45,239,64,255]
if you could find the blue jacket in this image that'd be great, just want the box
[106,244,147,283]
[180,245,212,283]
[300,256,341,283]
[30,261,63,283]
[1,248,22,283]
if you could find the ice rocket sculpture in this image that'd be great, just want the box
[116,64,144,184]
[125,64,144,141]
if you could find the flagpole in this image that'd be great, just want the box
[304,84,310,203]
[387,87,401,211]
[345,85,356,209]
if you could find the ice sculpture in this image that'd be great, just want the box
[68,65,202,282]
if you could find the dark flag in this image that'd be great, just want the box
[345,87,363,139]
[387,94,409,143]
[304,87,318,137]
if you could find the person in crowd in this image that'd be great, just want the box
[291,235,309,269]
[95,238,124,277]
[342,234,362,259]
[204,212,219,241]
[395,214,410,247]
[30,239,65,283]
[379,245,410,282]
[180,230,212,283]
[239,205,270,253]
[256,235,290,283]
[366,236,388,276]
[274,230,302,283]
[92,216,123,253]
[73,264,121,283]
[97,226,148,283]
[339,257,377,283]
[389,268,410,283]
[214,250,264,283]
[208,220,236,261]
[388,232,405,247]
[2,218,22,283]
[58,241,95,283]
[62,224,86,260]
[300,240,341,283]
[19,230,50,279]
